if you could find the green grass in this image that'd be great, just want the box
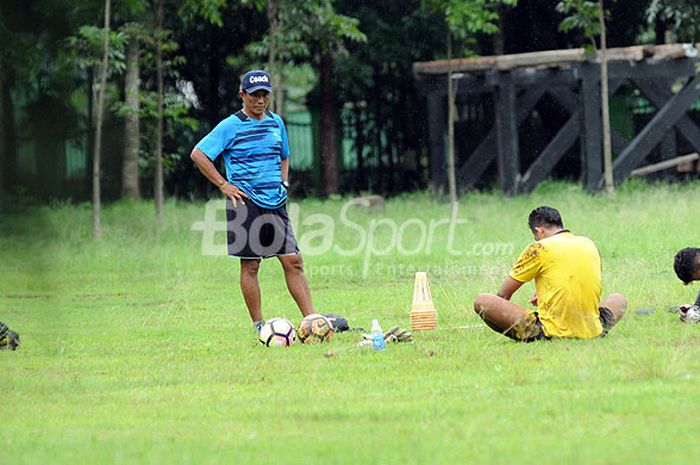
[2,181,700,464]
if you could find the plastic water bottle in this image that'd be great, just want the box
[371,319,385,351]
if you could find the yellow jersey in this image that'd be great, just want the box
[509,231,603,338]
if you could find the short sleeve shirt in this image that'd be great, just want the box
[510,231,604,338]
[196,110,290,209]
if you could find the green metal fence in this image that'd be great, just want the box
[285,111,314,171]
[18,109,361,184]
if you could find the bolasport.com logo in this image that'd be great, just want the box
[191,199,514,278]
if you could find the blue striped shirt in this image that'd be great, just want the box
[196,110,289,209]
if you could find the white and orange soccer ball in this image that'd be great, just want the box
[297,314,334,344]
[258,318,296,347]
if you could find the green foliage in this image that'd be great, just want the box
[139,90,198,130]
[0,0,99,81]
[177,0,228,27]
[63,25,128,76]
[446,0,517,38]
[244,0,366,62]
[243,30,311,65]
[556,0,612,55]
[556,0,601,38]
[56,26,128,119]
[131,88,199,174]
[120,21,154,44]
[0,18,40,81]
[645,0,700,42]
[426,0,517,40]
[239,0,366,110]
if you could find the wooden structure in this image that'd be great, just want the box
[413,44,700,194]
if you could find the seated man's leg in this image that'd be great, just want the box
[599,293,627,334]
[473,294,542,340]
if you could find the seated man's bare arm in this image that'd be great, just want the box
[497,276,523,301]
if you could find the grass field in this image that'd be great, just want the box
[2,181,700,464]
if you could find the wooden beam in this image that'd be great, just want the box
[649,43,698,60]
[549,75,627,189]
[608,59,697,81]
[426,91,447,193]
[632,78,700,154]
[658,129,678,179]
[415,74,495,97]
[547,87,578,112]
[458,130,497,190]
[580,64,603,190]
[548,78,625,113]
[610,130,629,155]
[455,75,494,95]
[509,68,578,87]
[678,157,700,173]
[630,153,699,176]
[521,111,581,193]
[613,74,700,184]
[414,44,698,77]
[457,88,545,189]
[495,72,520,195]
[660,130,677,161]
[413,56,498,76]
[496,49,586,71]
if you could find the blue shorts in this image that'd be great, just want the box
[225,200,299,259]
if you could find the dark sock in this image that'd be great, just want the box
[254,320,264,334]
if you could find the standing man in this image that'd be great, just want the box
[190,69,314,335]
[473,206,627,341]
[673,248,700,321]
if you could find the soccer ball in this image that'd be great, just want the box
[259,318,296,347]
[297,314,334,344]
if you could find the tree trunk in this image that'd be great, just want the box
[598,1,614,193]
[86,66,94,198]
[654,16,667,45]
[206,25,221,128]
[2,79,17,202]
[319,50,338,197]
[154,0,165,220]
[0,71,5,208]
[93,0,111,238]
[446,29,457,205]
[122,39,141,199]
[354,105,365,191]
[275,71,284,116]
[372,65,383,193]
[267,0,284,115]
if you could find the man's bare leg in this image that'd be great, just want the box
[240,258,263,322]
[473,293,528,334]
[602,292,627,323]
[278,253,314,317]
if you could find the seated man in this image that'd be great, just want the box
[473,206,627,341]
[673,248,700,321]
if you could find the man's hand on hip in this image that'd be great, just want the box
[221,183,250,207]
